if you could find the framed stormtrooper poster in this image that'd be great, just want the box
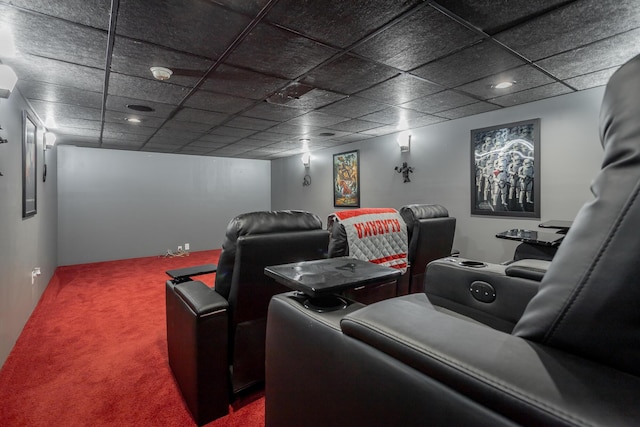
[470,119,540,218]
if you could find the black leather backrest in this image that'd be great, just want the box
[214,210,325,299]
[400,204,455,267]
[513,53,640,376]
[229,229,329,324]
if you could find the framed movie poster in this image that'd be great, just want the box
[22,111,37,218]
[471,119,540,218]
[333,150,360,207]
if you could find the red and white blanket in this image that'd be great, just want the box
[330,208,408,273]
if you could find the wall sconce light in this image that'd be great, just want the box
[0,64,18,98]
[301,151,311,168]
[397,131,411,153]
[44,131,57,149]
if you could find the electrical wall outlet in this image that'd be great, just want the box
[178,245,183,252]
[185,243,190,251]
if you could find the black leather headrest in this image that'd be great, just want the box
[214,210,323,298]
[228,210,322,236]
[400,204,449,232]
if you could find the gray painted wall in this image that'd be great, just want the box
[272,87,606,263]
[0,90,58,368]
[57,146,271,265]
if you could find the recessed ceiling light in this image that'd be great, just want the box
[319,132,335,137]
[494,81,514,89]
[126,104,155,112]
[125,117,141,123]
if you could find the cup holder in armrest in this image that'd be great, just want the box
[458,260,487,268]
[303,296,349,312]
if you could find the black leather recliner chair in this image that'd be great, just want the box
[165,210,328,425]
[265,54,640,427]
[399,203,456,294]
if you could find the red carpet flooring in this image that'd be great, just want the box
[0,250,265,426]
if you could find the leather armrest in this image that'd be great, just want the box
[504,259,550,282]
[424,258,539,332]
[168,280,228,315]
[341,294,640,427]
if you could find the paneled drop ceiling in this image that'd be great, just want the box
[0,0,639,159]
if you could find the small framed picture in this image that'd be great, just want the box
[333,150,360,208]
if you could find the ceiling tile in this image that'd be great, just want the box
[242,102,309,121]
[209,126,256,138]
[455,65,556,99]
[102,122,157,136]
[435,101,501,119]
[6,55,104,92]
[108,73,188,105]
[401,90,477,114]
[187,140,229,149]
[111,37,211,86]
[55,118,102,131]
[564,67,619,90]
[411,40,525,87]
[302,54,398,94]
[326,119,384,133]
[432,0,572,35]
[352,5,481,71]
[318,96,388,118]
[183,90,255,114]
[17,81,102,110]
[265,0,422,48]
[404,115,449,128]
[268,123,313,136]
[495,0,640,61]
[225,116,279,131]
[163,119,213,133]
[250,131,297,142]
[195,134,241,144]
[285,111,350,128]
[101,130,149,142]
[116,0,250,59]
[3,0,111,29]
[358,106,426,125]
[173,108,229,126]
[232,138,275,148]
[488,82,573,107]
[154,127,205,142]
[201,64,290,100]
[357,74,443,105]
[0,5,107,68]
[359,124,401,136]
[535,29,640,80]
[226,23,338,79]
[29,100,101,121]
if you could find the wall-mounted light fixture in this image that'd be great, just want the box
[0,64,18,98]
[44,131,57,149]
[397,131,411,153]
[301,151,311,168]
